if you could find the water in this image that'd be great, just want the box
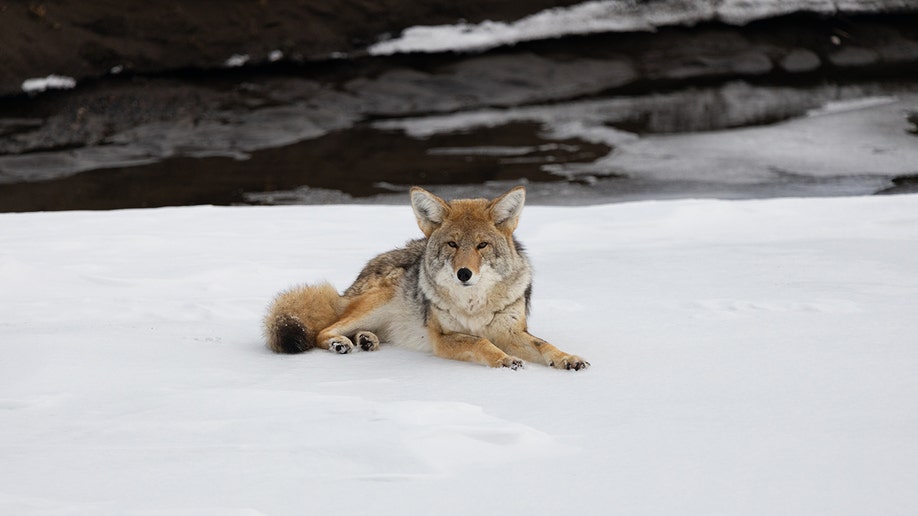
[1,80,915,212]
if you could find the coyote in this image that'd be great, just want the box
[264,186,589,370]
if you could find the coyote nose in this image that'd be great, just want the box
[456,268,473,283]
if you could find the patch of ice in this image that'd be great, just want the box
[224,54,250,67]
[21,75,76,93]
[376,89,918,183]
[806,96,899,116]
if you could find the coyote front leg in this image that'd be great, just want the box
[528,334,590,371]
[490,327,590,371]
[428,325,524,369]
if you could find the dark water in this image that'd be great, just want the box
[0,121,610,211]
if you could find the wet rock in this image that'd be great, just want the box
[447,54,636,106]
[349,53,636,117]
[0,118,44,137]
[345,69,470,116]
[828,47,881,67]
[876,39,918,63]
[908,111,918,134]
[779,48,821,73]
[876,174,918,195]
[639,31,774,80]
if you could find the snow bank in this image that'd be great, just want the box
[21,75,77,94]
[223,54,250,67]
[1,196,917,515]
[370,0,915,54]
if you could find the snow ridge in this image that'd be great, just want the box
[369,0,915,55]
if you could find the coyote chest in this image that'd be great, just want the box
[421,261,527,336]
[428,288,499,336]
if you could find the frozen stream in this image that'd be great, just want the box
[1,81,916,211]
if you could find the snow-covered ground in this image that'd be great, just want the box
[2,195,917,515]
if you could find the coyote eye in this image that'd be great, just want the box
[476,242,489,249]
[447,241,458,248]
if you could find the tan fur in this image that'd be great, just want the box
[263,186,590,371]
[263,282,343,353]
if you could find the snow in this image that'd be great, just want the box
[224,54,251,67]
[589,95,918,183]
[20,75,77,94]
[368,0,909,55]
[804,95,898,116]
[2,195,918,515]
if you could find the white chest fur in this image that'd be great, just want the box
[425,263,529,337]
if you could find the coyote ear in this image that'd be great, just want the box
[410,187,449,237]
[490,186,526,233]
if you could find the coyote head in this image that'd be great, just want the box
[410,186,527,288]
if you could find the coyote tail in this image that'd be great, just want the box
[263,282,343,354]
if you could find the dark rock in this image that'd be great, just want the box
[828,46,881,67]
[348,53,637,117]
[876,39,918,63]
[779,48,821,73]
[876,174,918,195]
[907,110,918,134]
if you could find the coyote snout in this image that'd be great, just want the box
[456,267,473,284]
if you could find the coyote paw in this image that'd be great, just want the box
[355,331,380,351]
[549,354,590,371]
[325,336,355,354]
[495,356,524,370]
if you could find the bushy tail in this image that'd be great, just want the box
[263,282,344,353]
